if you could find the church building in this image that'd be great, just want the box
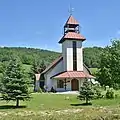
[38,15,95,91]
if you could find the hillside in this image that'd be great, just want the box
[0,46,103,75]
[0,47,60,66]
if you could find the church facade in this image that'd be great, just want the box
[38,15,95,92]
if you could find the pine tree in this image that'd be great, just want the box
[78,80,94,104]
[1,58,31,107]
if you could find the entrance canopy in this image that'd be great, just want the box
[51,71,95,79]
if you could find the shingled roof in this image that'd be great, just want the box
[59,32,86,43]
[42,56,63,74]
[51,71,95,79]
[65,15,79,26]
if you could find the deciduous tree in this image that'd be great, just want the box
[97,40,120,87]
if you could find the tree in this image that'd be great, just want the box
[1,58,31,107]
[97,40,120,87]
[30,60,46,91]
[78,80,94,104]
[83,47,103,68]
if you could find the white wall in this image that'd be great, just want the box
[77,41,83,71]
[62,40,73,71]
[62,40,83,71]
[44,59,64,91]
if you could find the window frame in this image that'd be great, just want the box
[57,80,64,88]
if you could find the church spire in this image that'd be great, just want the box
[59,15,86,43]
[65,15,79,27]
[64,15,80,34]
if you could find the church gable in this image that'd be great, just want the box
[42,56,92,76]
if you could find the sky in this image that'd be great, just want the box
[0,0,120,52]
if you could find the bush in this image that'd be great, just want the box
[106,89,114,99]
[94,89,103,99]
[113,83,120,90]
[92,84,103,99]
[93,85,103,99]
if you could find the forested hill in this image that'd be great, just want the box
[0,47,60,66]
[0,47,103,68]
[83,47,104,68]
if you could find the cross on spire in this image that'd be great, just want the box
[68,5,74,15]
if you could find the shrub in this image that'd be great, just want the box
[94,89,103,99]
[106,89,114,99]
[93,85,103,99]
[113,83,120,90]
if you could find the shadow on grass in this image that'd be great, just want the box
[0,105,27,109]
[71,103,92,106]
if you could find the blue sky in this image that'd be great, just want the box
[0,0,120,52]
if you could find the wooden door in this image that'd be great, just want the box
[71,79,79,91]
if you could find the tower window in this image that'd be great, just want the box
[73,41,77,71]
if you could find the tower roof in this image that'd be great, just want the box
[65,15,79,26]
[59,15,86,43]
[59,32,86,43]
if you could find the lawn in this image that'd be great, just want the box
[0,93,120,120]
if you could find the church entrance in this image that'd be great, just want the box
[71,79,79,91]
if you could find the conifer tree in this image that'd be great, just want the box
[1,58,30,107]
[78,80,94,104]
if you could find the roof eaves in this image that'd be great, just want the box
[42,56,63,74]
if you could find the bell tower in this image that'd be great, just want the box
[59,15,86,71]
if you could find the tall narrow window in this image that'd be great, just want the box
[73,41,77,71]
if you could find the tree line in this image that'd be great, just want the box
[0,46,103,70]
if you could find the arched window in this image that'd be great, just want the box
[57,80,64,88]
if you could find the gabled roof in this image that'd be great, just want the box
[59,32,86,43]
[51,71,95,79]
[42,56,63,74]
[65,15,79,26]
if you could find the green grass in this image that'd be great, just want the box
[0,93,120,120]
[0,94,80,111]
